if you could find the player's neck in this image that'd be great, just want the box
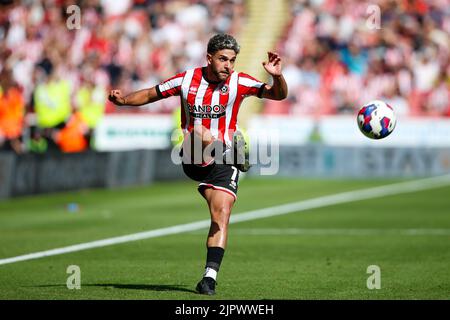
[202,67,223,84]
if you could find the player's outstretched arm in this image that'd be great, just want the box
[261,52,288,101]
[108,87,161,107]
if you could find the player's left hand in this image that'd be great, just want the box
[262,52,282,76]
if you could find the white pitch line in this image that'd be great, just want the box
[1,174,450,266]
[202,228,450,236]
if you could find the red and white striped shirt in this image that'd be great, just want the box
[156,67,265,146]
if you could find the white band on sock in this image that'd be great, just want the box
[203,267,217,280]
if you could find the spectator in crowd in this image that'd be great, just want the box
[53,111,89,153]
[33,68,72,130]
[0,67,25,154]
[75,70,107,142]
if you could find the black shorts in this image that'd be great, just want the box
[182,163,239,201]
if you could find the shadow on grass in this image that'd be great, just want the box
[33,283,197,294]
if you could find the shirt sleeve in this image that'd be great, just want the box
[237,72,266,98]
[156,72,186,98]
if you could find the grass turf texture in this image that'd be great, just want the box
[0,178,449,299]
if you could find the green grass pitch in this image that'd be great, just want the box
[0,178,449,299]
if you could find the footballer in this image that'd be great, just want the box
[109,34,287,295]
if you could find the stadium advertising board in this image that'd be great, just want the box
[249,116,450,147]
[94,115,174,151]
[253,146,450,178]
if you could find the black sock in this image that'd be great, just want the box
[205,246,225,272]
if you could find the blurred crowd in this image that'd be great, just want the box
[0,0,245,153]
[1,0,449,155]
[265,0,450,117]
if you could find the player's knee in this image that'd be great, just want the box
[211,206,231,226]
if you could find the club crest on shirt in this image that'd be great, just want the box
[220,85,229,95]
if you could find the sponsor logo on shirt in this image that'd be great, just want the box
[188,104,226,119]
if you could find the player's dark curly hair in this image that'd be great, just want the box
[207,34,240,55]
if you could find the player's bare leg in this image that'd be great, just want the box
[187,125,241,295]
[196,188,235,295]
[204,188,234,248]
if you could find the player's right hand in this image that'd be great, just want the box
[108,89,126,105]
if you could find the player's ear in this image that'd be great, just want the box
[206,53,213,65]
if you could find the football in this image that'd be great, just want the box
[357,100,397,139]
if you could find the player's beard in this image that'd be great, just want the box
[212,66,230,82]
